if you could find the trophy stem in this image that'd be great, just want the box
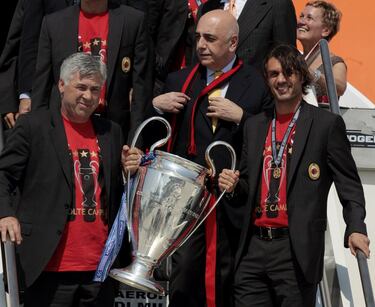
[109,259,166,296]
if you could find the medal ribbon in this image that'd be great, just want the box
[94,153,156,282]
[271,105,301,169]
[93,181,132,282]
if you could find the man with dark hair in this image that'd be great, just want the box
[219,44,370,307]
[0,52,133,306]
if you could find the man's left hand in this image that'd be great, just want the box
[348,232,370,258]
[207,97,243,124]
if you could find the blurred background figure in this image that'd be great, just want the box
[297,0,346,104]
[148,0,197,96]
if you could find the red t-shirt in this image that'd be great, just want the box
[253,113,296,228]
[45,116,108,271]
[78,10,109,112]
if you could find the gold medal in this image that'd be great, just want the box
[273,167,281,179]
[308,163,320,180]
[121,57,131,73]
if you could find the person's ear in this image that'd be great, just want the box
[58,79,65,96]
[229,35,238,52]
[321,26,331,39]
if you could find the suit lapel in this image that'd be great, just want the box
[49,110,73,191]
[237,0,272,49]
[247,114,270,211]
[107,7,123,90]
[237,113,270,269]
[92,117,112,202]
[225,66,251,109]
[287,103,313,194]
[63,6,80,54]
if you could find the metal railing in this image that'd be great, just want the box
[319,39,374,307]
[1,240,20,307]
[0,118,20,307]
[357,250,375,307]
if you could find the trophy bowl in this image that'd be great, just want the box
[109,117,236,295]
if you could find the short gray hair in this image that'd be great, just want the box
[59,52,107,85]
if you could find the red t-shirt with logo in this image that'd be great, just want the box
[253,112,296,228]
[78,10,108,112]
[45,115,108,271]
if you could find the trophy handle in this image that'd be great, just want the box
[175,141,237,250]
[130,116,172,151]
[205,140,236,178]
[126,116,172,246]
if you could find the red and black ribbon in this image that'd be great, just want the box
[166,60,243,156]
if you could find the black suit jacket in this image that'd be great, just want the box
[18,0,145,95]
[234,102,367,283]
[18,0,73,96]
[0,0,25,115]
[199,0,297,69]
[148,62,272,226]
[31,4,151,142]
[0,109,126,287]
[147,0,196,96]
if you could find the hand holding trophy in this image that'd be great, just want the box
[109,116,236,295]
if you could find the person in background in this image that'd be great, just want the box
[147,0,197,96]
[297,0,346,104]
[30,0,151,142]
[218,44,369,307]
[0,0,26,130]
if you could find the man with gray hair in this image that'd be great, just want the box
[0,52,132,306]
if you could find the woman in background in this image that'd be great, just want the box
[297,0,346,104]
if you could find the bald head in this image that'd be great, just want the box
[196,10,239,70]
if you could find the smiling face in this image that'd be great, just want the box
[59,71,102,123]
[265,57,303,113]
[297,5,331,45]
[195,12,238,71]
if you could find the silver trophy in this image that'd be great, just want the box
[109,116,236,295]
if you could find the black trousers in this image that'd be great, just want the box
[234,235,317,307]
[23,271,117,307]
[168,205,239,307]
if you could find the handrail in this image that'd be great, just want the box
[319,39,340,115]
[0,117,20,307]
[1,240,20,307]
[320,40,374,307]
[318,268,332,307]
[356,250,375,307]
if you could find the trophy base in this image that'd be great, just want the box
[109,268,166,296]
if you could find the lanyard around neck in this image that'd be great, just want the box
[271,105,301,168]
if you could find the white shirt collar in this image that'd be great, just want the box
[206,56,237,84]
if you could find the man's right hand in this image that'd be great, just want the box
[0,217,22,245]
[3,113,17,128]
[152,92,190,114]
[3,98,32,129]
